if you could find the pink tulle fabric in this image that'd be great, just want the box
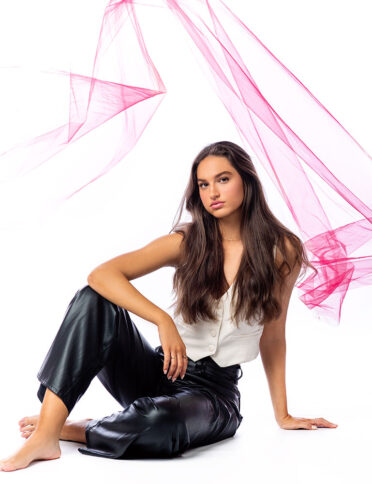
[0,0,371,324]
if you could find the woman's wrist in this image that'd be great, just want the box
[155,314,174,328]
[276,413,290,425]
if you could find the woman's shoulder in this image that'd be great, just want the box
[274,235,300,276]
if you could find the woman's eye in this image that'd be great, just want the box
[199,177,229,188]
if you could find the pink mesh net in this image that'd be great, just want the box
[0,0,371,324]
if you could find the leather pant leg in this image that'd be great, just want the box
[36,284,162,415]
[36,284,244,460]
[79,350,244,459]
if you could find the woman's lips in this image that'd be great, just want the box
[211,202,224,209]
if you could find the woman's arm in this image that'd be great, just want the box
[87,232,190,381]
[259,238,338,430]
[87,232,183,328]
[259,239,300,425]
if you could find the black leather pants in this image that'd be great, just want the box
[36,284,244,459]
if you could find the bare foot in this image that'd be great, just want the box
[0,431,61,472]
[19,415,94,442]
[0,414,96,472]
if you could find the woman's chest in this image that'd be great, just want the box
[222,242,244,286]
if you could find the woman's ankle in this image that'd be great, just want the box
[60,419,89,443]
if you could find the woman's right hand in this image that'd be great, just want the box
[157,319,188,382]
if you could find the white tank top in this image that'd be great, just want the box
[173,283,264,367]
[173,245,277,367]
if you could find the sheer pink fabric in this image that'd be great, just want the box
[0,0,371,324]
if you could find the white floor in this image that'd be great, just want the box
[0,391,369,484]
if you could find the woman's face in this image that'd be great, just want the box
[196,155,244,219]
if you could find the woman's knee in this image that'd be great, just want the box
[60,284,119,343]
[76,284,103,302]
[73,284,118,316]
[76,285,128,322]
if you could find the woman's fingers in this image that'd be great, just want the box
[173,350,188,381]
[168,351,183,382]
[278,415,338,430]
[312,418,338,428]
[158,320,188,381]
[163,352,170,375]
[164,348,187,381]
[301,418,337,430]
[301,417,338,429]
[168,352,178,380]
[181,353,188,379]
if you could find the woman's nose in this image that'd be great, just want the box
[209,184,219,197]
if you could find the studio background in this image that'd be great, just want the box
[0,1,371,482]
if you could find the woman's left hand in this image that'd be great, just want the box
[277,414,338,430]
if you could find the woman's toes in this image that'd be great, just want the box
[18,416,35,425]
[19,417,29,428]
[19,416,39,431]
[21,431,32,439]
[19,425,35,436]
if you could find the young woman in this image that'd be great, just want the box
[0,140,337,472]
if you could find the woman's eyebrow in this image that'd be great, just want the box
[197,170,233,182]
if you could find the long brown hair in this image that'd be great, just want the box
[168,141,317,327]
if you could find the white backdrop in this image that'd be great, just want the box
[0,0,371,482]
